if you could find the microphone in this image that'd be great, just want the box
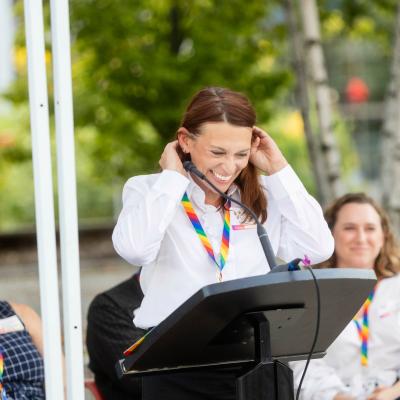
[183,160,279,270]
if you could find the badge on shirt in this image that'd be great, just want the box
[0,315,24,334]
[230,207,256,230]
[377,300,400,319]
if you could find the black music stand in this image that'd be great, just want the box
[116,268,376,400]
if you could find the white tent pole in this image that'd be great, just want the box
[23,1,65,399]
[49,0,85,398]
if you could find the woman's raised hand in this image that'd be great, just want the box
[367,385,400,400]
[159,140,187,176]
[249,126,288,175]
[333,394,356,400]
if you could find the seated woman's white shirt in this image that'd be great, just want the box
[291,273,400,400]
[112,166,334,328]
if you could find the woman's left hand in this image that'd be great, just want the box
[367,385,400,400]
[249,126,288,175]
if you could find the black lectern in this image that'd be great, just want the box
[116,268,376,399]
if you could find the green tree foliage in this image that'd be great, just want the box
[2,0,295,230]
[0,103,35,229]
[70,0,291,177]
[2,0,373,230]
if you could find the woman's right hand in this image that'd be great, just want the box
[333,393,356,400]
[159,140,187,176]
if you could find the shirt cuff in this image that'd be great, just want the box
[152,169,190,200]
[262,165,306,201]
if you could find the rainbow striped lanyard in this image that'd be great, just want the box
[181,192,230,282]
[0,349,7,400]
[353,286,376,366]
[123,327,154,357]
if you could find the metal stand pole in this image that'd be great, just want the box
[236,312,294,400]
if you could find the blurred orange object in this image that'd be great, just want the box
[345,77,369,103]
[0,132,15,148]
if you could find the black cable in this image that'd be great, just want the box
[295,266,321,400]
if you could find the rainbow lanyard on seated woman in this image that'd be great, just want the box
[353,286,376,367]
[181,192,230,282]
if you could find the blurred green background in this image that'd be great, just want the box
[0,0,396,232]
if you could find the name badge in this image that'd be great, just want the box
[231,207,256,230]
[377,301,400,319]
[232,223,256,230]
[0,315,24,334]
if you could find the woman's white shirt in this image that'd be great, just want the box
[112,165,334,328]
[291,273,400,400]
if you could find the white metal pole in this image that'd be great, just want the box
[49,0,85,398]
[23,1,65,399]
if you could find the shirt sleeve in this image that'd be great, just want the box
[112,170,190,266]
[290,359,349,400]
[262,165,334,264]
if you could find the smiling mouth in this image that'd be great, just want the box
[211,170,232,182]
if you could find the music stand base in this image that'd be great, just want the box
[236,360,294,400]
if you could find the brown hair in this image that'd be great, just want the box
[321,193,400,278]
[177,87,267,223]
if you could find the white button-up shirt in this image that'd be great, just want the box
[112,166,334,328]
[291,273,400,400]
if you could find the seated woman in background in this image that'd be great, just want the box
[292,193,400,400]
[0,301,45,399]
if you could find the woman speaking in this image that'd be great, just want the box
[112,86,334,399]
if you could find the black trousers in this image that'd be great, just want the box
[142,368,240,400]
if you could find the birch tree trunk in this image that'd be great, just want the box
[284,0,331,205]
[382,4,400,236]
[299,0,342,201]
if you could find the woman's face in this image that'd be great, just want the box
[333,202,384,269]
[184,122,252,195]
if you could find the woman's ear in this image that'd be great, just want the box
[177,127,191,153]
